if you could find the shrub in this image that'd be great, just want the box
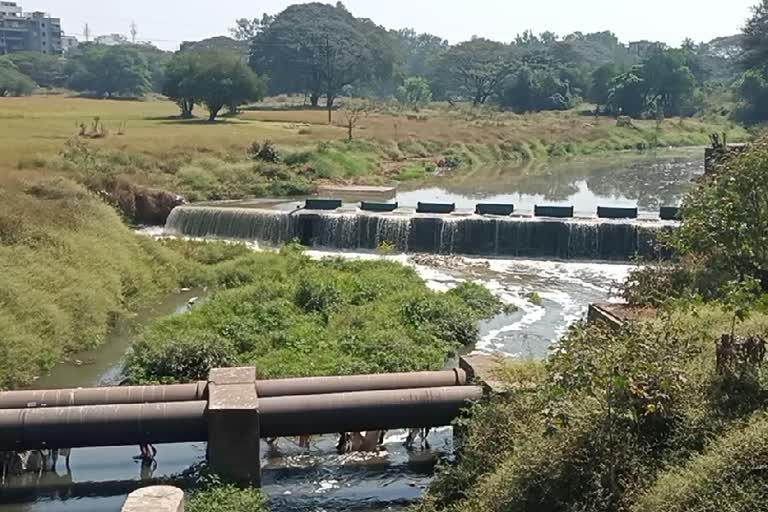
[247,140,280,163]
[186,485,267,512]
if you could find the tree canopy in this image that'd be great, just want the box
[0,57,35,97]
[5,52,64,89]
[396,77,432,110]
[249,2,396,112]
[440,38,514,105]
[65,44,152,98]
[164,50,267,121]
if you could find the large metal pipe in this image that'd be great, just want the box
[0,382,208,410]
[0,386,482,450]
[0,370,467,409]
[256,369,467,398]
[0,401,207,450]
[258,386,483,438]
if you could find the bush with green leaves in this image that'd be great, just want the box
[416,307,768,512]
[127,253,501,382]
[186,485,267,512]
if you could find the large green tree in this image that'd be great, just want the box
[396,76,432,110]
[441,38,514,106]
[5,52,64,88]
[0,58,35,96]
[737,1,768,122]
[164,50,266,121]
[250,2,396,119]
[66,44,152,98]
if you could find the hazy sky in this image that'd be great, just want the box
[26,0,757,51]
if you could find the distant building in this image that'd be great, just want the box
[61,34,78,52]
[94,33,128,46]
[628,40,659,58]
[0,2,63,55]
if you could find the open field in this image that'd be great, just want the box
[0,96,750,168]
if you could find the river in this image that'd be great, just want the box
[0,149,699,511]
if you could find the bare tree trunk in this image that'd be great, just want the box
[310,93,320,107]
[327,95,335,124]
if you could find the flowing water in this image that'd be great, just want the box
[1,149,698,511]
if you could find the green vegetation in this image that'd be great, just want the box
[525,292,543,306]
[164,50,267,121]
[0,174,184,389]
[0,57,35,96]
[127,245,501,383]
[416,139,768,512]
[186,485,267,512]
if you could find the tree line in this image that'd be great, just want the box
[1,0,766,124]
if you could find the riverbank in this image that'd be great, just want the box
[0,97,750,211]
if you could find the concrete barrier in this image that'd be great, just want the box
[305,199,342,210]
[476,203,515,216]
[660,206,681,221]
[122,486,184,512]
[361,201,399,212]
[417,202,456,214]
[534,205,574,218]
[597,206,638,219]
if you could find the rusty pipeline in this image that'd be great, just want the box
[258,385,483,438]
[256,369,466,397]
[0,382,209,410]
[0,385,482,450]
[0,401,207,451]
[0,370,467,409]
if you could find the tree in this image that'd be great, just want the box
[5,52,64,88]
[396,77,432,110]
[250,2,396,121]
[176,50,266,121]
[742,0,768,72]
[338,100,370,141]
[500,66,578,112]
[66,44,152,97]
[589,62,621,108]
[608,69,647,117]
[395,29,449,97]
[672,141,768,287]
[0,58,35,96]
[229,15,273,42]
[162,51,200,118]
[735,70,768,123]
[441,38,514,105]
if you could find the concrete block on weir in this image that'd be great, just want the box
[305,199,342,210]
[122,486,184,512]
[417,202,456,214]
[534,205,574,218]
[360,201,399,212]
[207,367,261,485]
[476,203,515,216]
[597,206,638,219]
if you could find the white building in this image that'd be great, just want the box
[94,33,128,46]
[0,1,22,17]
[61,34,78,52]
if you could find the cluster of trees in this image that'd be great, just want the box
[245,2,752,118]
[1,0,766,123]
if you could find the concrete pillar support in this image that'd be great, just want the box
[206,367,261,485]
[122,486,184,512]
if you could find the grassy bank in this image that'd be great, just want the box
[127,242,501,383]
[417,306,768,512]
[0,173,186,389]
[1,96,751,205]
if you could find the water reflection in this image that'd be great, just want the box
[398,148,703,214]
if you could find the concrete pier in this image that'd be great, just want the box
[206,367,261,484]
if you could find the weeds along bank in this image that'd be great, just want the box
[1,97,750,213]
[0,173,184,389]
[413,140,768,512]
[126,241,501,383]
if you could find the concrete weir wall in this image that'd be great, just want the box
[166,206,676,261]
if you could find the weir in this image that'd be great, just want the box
[165,206,675,261]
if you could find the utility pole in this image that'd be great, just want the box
[130,21,137,43]
[83,23,91,42]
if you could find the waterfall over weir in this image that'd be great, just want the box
[165,206,673,261]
